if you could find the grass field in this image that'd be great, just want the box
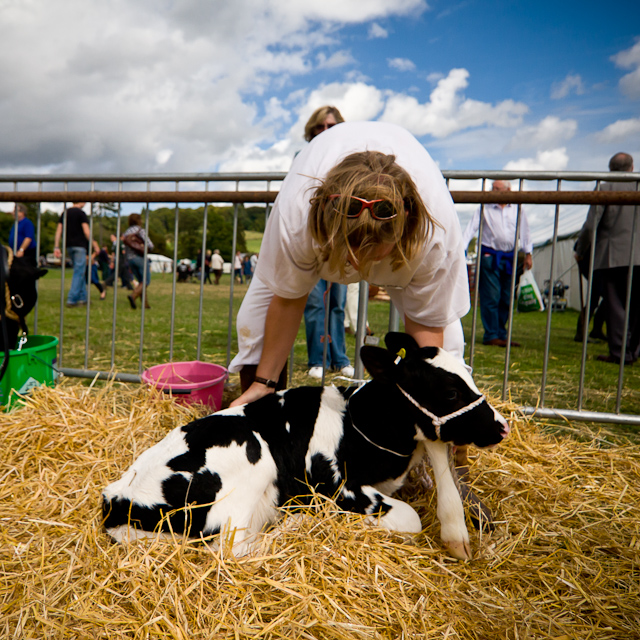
[23,267,640,436]
[244,230,264,254]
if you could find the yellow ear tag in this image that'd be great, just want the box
[393,348,406,365]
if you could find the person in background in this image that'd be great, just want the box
[303,105,343,143]
[54,202,91,307]
[228,121,469,406]
[103,234,134,290]
[8,203,36,265]
[242,254,254,284]
[234,250,243,284]
[573,237,607,343]
[97,244,111,280]
[574,152,639,365]
[462,181,533,347]
[210,249,224,285]
[301,106,354,379]
[122,213,153,310]
[204,249,213,284]
[90,240,107,300]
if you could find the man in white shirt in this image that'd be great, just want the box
[210,249,224,285]
[462,180,533,347]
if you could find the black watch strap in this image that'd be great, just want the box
[255,376,277,389]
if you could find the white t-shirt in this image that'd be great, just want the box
[462,203,534,254]
[255,121,470,328]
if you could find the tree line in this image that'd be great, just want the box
[0,203,268,262]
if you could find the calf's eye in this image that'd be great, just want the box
[446,390,459,402]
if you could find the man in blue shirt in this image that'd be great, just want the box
[8,204,36,265]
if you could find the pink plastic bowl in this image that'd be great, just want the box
[142,361,228,412]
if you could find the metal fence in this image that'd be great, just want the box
[2,170,639,426]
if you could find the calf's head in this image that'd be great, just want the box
[1,247,48,351]
[7,256,47,319]
[360,332,509,448]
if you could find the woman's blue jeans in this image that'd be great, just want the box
[304,280,350,369]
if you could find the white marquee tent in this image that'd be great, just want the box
[148,253,173,273]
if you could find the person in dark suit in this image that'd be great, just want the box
[573,239,607,343]
[574,153,639,365]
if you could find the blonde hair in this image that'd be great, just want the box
[304,106,345,142]
[308,151,435,278]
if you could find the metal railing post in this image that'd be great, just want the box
[502,178,523,401]
[540,179,562,406]
[110,191,123,369]
[615,181,639,412]
[469,178,486,369]
[138,187,151,373]
[196,182,209,360]
[169,182,180,361]
[226,191,239,369]
[353,281,369,379]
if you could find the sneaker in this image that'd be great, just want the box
[340,365,355,377]
[308,366,323,379]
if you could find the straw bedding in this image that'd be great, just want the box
[1,380,639,639]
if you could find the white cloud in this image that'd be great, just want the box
[611,40,640,100]
[550,74,585,100]
[299,82,386,123]
[596,117,640,143]
[156,149,173,165]
[426,72,444,84]
[508,116,577,150]
[219,81,386,172]
[503,148,569,172]
[388,57,416,72]
[0,0,427,174]
[316,50,356,69]
[368,23,388,38]
[380,68,528,138]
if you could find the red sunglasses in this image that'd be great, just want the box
[329,194,398,220]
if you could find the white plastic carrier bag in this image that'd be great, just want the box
[517,269,545,312]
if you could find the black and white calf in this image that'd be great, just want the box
[102,333,509,560]
[1,247,48,352]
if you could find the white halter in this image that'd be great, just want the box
[396,384,486,439]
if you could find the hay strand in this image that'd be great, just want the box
[1,380,639,638]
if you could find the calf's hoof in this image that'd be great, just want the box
[444,539,472,561]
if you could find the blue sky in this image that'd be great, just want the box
[1,0,639,238]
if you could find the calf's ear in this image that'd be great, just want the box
[384,332,419,356]
[360,345,398,384]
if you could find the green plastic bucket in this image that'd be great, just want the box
[0,335,59,411]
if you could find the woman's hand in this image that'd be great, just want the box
[229,293,308,409]
[230,382,275,408]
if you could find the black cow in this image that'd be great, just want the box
[1,247,48,352]
[102,333,509,560]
